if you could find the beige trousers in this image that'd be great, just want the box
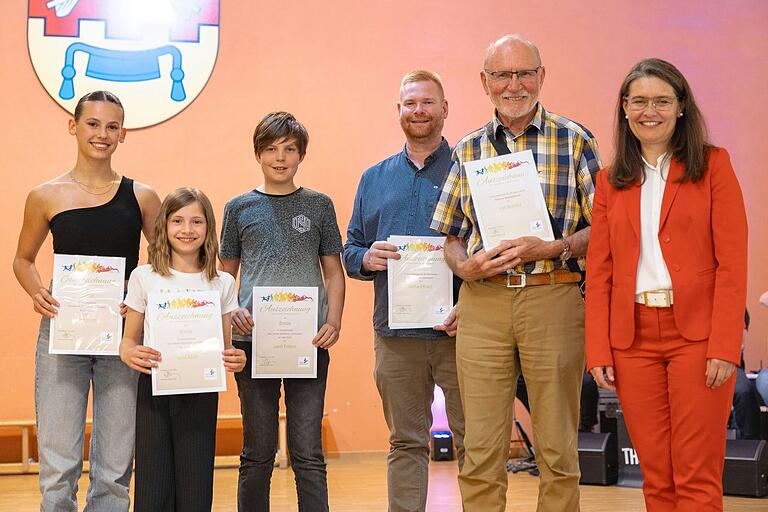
[456,280,585,512]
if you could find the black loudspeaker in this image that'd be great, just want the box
[431,431,454,461]
[723,439,768,497]
[578,432,618,485]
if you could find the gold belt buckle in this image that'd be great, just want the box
[506,272,526,288]
[642,290,672,307]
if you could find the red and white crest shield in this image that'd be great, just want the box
[28,0,220,128]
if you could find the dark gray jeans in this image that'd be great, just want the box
[234,341,329,512]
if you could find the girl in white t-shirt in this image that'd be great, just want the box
[120,187,245,511]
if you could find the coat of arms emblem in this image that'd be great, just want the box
[28,0,220,128]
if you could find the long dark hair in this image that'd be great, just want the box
[609,58,710,189]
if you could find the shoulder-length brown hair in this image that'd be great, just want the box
[609,58,710,189]
[148,187,220,281]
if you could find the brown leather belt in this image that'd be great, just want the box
[483,270,582,288]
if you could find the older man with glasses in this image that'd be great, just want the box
[431,34,601,512]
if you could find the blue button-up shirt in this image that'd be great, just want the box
[344,138,461,338]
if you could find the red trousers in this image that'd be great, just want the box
[613,304,734,512]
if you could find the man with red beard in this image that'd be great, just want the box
[343,70,465,512]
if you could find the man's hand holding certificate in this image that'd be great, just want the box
[50,254,125,355]
[464,149,555,249]
[387,236,454,330]
[145,290,227,395]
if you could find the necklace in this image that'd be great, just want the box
[69,170,119,196]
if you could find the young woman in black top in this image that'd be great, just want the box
[13,91,160,511]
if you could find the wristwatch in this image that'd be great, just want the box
[559,238,572,262]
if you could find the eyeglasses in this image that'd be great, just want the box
[484,67,541,84]
[624,96,678,111]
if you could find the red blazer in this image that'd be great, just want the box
[585,147,748,369]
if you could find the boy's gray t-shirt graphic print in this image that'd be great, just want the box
[220,187,343,342]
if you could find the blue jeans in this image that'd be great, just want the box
[35,317,138,511]
[234,342,329,512]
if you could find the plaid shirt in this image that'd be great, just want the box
[430,104,602,274]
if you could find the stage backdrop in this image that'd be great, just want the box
[1,0,767,454]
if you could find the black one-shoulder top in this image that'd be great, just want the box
[50,176,143,277]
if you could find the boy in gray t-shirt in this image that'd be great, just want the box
[220,112,345,512]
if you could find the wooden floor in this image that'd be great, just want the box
[0,452,764,511]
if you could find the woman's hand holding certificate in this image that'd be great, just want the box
[33,286,60,318]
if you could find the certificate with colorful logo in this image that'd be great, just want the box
[145,291,226,396]
[464,149,555,250]
[252,286,318,378]
[387,236,453,329]
[50,254,125,355]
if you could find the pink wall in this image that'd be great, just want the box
[1,1,767,452]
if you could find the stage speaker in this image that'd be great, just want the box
[431,431,454,461]
[723,439,768,497]
[578,432,618,485]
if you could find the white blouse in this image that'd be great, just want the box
[635,154,673,294]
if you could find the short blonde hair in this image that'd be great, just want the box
[400,70,445,100]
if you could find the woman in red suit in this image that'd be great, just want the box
[586,58,748,512]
